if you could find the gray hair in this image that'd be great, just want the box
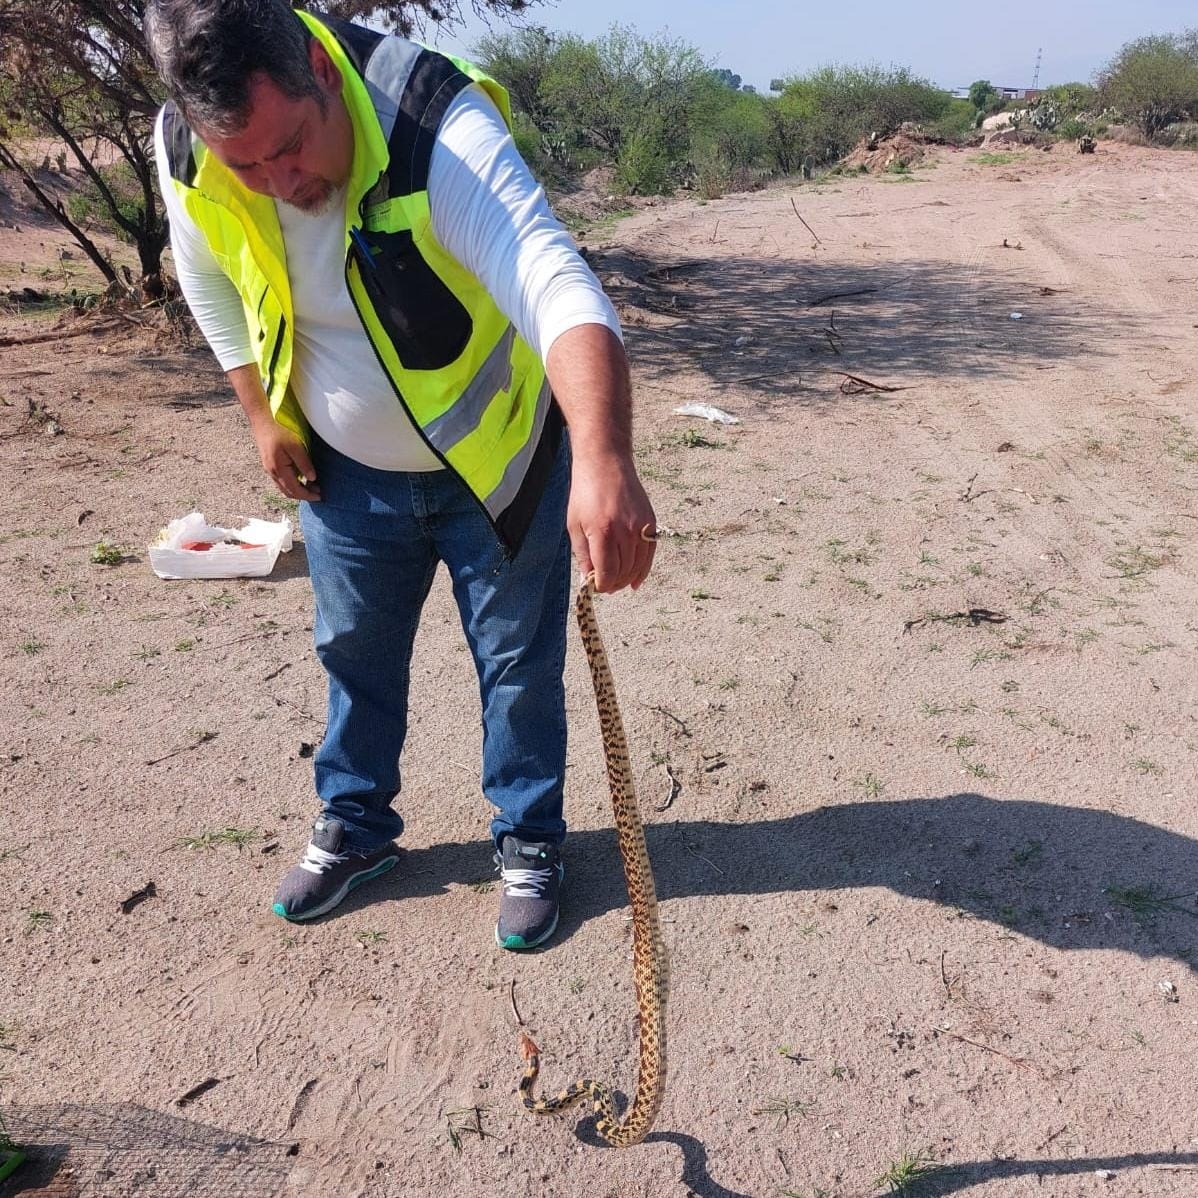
[144,0,325,133]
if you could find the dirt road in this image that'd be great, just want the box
[2,140,1197,1197]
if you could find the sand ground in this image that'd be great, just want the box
[2,139,1198,1197]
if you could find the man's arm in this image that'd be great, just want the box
[430,87,655,592]
[154,111,318,502]
[545,324,655,591]
[225,366,321,502]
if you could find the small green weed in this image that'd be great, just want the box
[875,1147,940,1194]
[26,909,52,933]
[177,826,260,851]
[662,428,725,450]
[752,1096,814,1129]
[1105,884,1196,920]
[1012,840,1043,866]
[854,773,885,799]
[970,648,1012,669]
[825,538,874,566]
[90,540,124,566]
[1107,546,1168,579]
[355,929,387,946]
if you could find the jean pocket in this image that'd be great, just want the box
[351,227,473,372]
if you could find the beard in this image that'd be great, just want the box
[283,177,338,215]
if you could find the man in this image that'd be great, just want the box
[145,0,655,950]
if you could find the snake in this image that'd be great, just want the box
[515,552,669,1148]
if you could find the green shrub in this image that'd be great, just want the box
[1058,116,1092,140]
[928,98,978,142]
[615,127,673,195]
[1040,81,1099,116]
[1097,33,1198,138]
[65,161,144,245]
[770,64,951,169]
[688,80,771,195]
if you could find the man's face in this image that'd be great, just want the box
[197,40,353,213]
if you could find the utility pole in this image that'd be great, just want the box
[1032,47,1042,91]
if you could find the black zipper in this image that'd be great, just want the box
[343,231,509,550]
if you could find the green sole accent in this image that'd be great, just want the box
[495,907,559,951]
[271,855,399,923]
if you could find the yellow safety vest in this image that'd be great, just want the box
[161,12,559,553]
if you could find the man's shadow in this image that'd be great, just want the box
[342,791,1197,969]
[329,791,1198,1197]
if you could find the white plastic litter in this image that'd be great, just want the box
[672,403,741,425]
[1009,312,1023,320]
[149,511,293,580]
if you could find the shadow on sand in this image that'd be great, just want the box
[0,1103,294,1197]
[338,791,1197,971]
[586,247,1142,408]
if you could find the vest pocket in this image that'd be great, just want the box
[351,227,473,371]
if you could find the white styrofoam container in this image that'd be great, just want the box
[149,511,294,580]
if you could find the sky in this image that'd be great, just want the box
[428,0,1198,94]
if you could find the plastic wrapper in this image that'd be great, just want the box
[672,402,741,425]
[148,511,293,580]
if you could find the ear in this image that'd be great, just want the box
[309,38,344,97]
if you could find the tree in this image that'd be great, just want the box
[480,23,710,193]
[324,0,536,37]
[772,64,950,167]
[709,68,743,91]
[968,79,996,111]
[0,0,167,291]
[474,25,558,128]
[0,0,545,293]
[1098,32,1198,138]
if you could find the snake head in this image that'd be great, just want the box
[517,1031,541,1060]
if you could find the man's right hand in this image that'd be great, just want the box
[225,364,321,502]
[252,421,321,502]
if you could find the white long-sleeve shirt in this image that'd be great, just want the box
[155,83,621,471]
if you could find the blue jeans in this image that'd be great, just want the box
[299,434,572,853]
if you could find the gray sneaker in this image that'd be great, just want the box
[272,816,399,922]
[494,836,563,951]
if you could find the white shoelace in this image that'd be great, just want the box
[501,865,553,898]
[299,841,349,876]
